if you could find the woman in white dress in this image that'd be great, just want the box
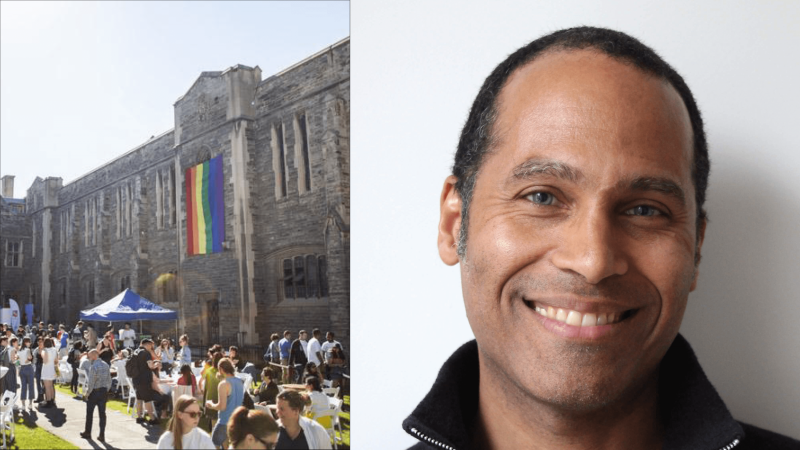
[157,395,215,449]
[39,337,58,408]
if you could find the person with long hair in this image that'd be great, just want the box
[157,395,214,449]
[301,361,320,382]
[199,351,224,429]
[178,334,191,365]
[96,331,116,366]
[69,341,84,393]
[17,337,35,410]
[6,337,20,408]
[275,390,331,449]
[206,358,245,448]
[227,406,278,449]
[176,364,198,398]
[39,337,58,408]
[157,339,175,375]
[304,377,331,427]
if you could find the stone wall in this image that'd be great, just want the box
[1,37,350,353]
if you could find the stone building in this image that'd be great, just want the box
[0,37,350,350]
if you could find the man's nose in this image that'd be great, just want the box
[550,209,628,284]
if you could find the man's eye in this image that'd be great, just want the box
[625,205,662,217]
[526,191,555,205]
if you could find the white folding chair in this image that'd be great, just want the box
[58,362,73,384]
[322,379,333,389]
[171,385,193,409]
[77,369,89,398]
[125,376,154,418]
[323,386,340,398]
[113,361,131,399]
[0,390,17,447]
[312,408,339,450]
[235,373,253,391]
[125,377,138,417]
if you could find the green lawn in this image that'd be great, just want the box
[54,383,132,416]
[9,413,79,450]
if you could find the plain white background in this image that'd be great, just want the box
[352,1,800,447]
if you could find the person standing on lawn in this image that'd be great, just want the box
[80,349,112,442]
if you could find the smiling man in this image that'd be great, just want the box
[402,27,798,450]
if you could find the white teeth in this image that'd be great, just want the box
[566,311,582,326]
[533,303,628,328]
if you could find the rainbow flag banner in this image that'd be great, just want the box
[185,155,225,255]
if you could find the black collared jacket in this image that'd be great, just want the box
[403,334,799,450]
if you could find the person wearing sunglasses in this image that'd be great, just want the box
[157,395,214,449]
[227,406,278,449]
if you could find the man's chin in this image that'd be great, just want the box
[480,347,638,414]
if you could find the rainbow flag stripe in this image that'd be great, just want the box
[185,155,224,255]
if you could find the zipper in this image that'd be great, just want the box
[409,427,457,450]
[410,426,741,450]
[719,438,740,450]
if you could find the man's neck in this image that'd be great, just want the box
[474,359,663,450]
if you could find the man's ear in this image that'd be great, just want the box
[690,217,707,291]
[438,175,462,266]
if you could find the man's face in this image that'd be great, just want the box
[440,50,703,411]
[326,332,333,342]
[301,332,308,340]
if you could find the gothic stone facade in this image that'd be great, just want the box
[1,38,349,350]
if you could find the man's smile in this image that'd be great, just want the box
[523,299,643,340]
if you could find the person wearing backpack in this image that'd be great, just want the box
[129,339,169,425]
[69,341,84,394]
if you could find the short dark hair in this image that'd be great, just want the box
[453,26,709,258]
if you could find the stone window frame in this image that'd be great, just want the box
[116,187,122,239]
[126,182,133,236]
[82,276,95,306]
[84,197,97,247]
[169,166,176,226]
[280,253,329,303]
[156,170,164,229]
[60,208,72,254]
[120,274,131,292]
[294,111,313,195]
[272,122,289,199]
[4,240,22,268]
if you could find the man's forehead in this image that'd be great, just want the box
[489,49,694,183]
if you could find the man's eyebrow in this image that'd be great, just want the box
[623,177,686,205]
[511,158,581,183]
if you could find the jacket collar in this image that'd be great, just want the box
[403,334,743,450]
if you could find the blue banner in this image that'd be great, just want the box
[25,303,33,326]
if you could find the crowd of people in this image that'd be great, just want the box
[0,320,346,449]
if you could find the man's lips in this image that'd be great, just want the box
[525,300,638,327]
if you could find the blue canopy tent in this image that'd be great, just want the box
[80,288,178,336]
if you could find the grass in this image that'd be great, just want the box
[7,413,79,450]
[53,384,132,416]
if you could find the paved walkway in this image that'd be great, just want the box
[15,390,162,449]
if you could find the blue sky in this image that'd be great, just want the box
[0,1,349,196]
